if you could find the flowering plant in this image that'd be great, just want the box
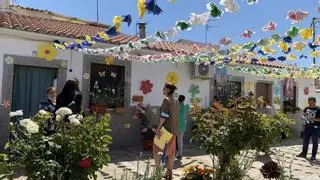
[90,80,109,106]
[183,165,214,180]
[0,108,112,180]
[133,102,156,140]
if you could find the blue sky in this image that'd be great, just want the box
[17,0,320,66]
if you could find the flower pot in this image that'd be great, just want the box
[142,140,153,151]
[115,107,125,114]
[90,105,107,114]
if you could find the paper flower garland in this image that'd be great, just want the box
[286,26,300,37]
[287,10,309,24]
[206,2,223,18]
[219,0,240,13]
[293,42,306,52]
[145,0,163,15]
[262,22,277,31]
[5,56,14,64]
[37,44,57,61]
[189,84,200,97]
[166,72,180,85]
[279,42,289,53]
[176,21,192,31]
[247,0,258,5]
[140,80,153,95]
[2,100,10,109]
[113,16,123,32]
[241,30,255,39]
[299,28,313,40]
[138,0,147,18]
[189,12,210,26]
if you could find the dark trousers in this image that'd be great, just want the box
[302,125,319,158]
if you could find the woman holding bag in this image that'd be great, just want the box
[153,83,179,179]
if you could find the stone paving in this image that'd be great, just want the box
[13,139,320,180]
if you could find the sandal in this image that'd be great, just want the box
[162,169,172,180]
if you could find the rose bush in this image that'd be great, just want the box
[0,108,112,180]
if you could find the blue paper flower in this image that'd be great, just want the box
[283,36,293,43]
[122,15,132,26]
[145,0,163,15]
[105,26,117,37]
[277,56,286,61]
[268,56,276,62]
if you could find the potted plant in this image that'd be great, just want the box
[133,102,156,150]
[89,80,108,114]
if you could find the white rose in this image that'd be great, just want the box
[9,110,23,117]
[19,119,39,134]
[38,110,48,115]
[56,107,72,117]
[68,115,81,126]
[56,115,62,122]
[20,119,32,127]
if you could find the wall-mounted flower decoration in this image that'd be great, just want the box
[274,97,281,105]
[60,61,67,69]
[245,81,254,92]
[189,84,200,97]
[140,80,153,95]
[166,71,180,85]
[98,71,106,77]
[37,44,57,61]
[105,56,113,65]
[5,56,14,64]
[2,100,11,109]
[190,97,201,104]
[83,73,90,80]
[190,103,201,115]
[304,87,309,95]
[273,84,280,96]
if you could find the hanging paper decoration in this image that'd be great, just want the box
[262,47,276,55]
[219,0,240,13]
[262,22,277,31]
[188,84,200,97]
[287,54,297,60]
[176,21,192,31]
[155,31,167,40]
[168,0,176,2]
[53,40,66,50]
[104,56,113,65]
[207,2,223,18]
[247,0,258,5]
[257,38,269,47]
[299,28,313,40]
[113,16,122,32]
[140,80,153,95]
[279,42,289,53]
[219,37,232,45]
[2,100,10,109]
[293,42,306,52]
[304,87,309,95]
[122,15,132,26]
[267,56,276,62]
[283,36,293,43]
[245,81,253,92]
[241,30,254,39]
[138,0,147,18]
[5,56,14,64]
[286,26,300,38]
[277,56,286,61]
[287,10,309,24]
[166,27,178,37]
[145,0,163,15]
[242,42,256,51]
[310,50,320,58]
[83,73,90,80]
[166,72,180,85]
[37,44,57,61]
[189,12,210,26]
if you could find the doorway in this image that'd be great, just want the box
[12,65,57,117]
[256,82,272,103]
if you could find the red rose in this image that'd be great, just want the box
[79,157,93,169]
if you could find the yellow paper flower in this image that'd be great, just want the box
[310,51,320,58]
[261,46,276,55]
[287,54,297,60]
[113,16,122,32]
[299,28,313,40]
[293,42,306,52]
[166,72,180,85]
[105,56,113,65]
[85,35,96,45]
[138,0,147,18]
[259,58,267,63]
[37,44,57,61]
[98,32,109,41]
[278,42,289,52]
[245,81,253,92]
[267,38,277,47]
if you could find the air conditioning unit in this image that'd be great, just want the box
[190,63,213,79]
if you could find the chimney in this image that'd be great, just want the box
[0,0,11,11]
[137,22,147,38]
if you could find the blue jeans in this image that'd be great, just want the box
[302,125,319,158]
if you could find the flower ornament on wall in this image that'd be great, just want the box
[105,56,113,65]
[5,56,14,64]
[98,71,106,77]
[166,72,180,85]
[60,61,67,69]
[83,73,90,80]
[304,87,309,95]
[2,100,11,109]
[245,81,254,92]
[273,84,280,97]
[189,84,200,97]
[140,80,153,95]
[190,97,201,104]
[37,44,57,61]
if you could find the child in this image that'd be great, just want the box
[176,95,189,159]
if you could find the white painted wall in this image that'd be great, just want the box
[131,62,211,107]
[0,36,84,101]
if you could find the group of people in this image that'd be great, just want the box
[39,80,82,133]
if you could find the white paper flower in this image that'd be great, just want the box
[83,73,90,80]
[5,56,14,64]
[189,12,210,26]
[38,110,48,115]
[9,110,23,117]
[56,107,72,117]
[219,0,240,13]
[166,28,178,38]
[56,115,62,122]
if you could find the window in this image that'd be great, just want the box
[90,63,125,108]
[215,80,242,105]
[283,86,298,113]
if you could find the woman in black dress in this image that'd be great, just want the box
[56,79,82,114]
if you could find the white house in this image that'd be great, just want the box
[0,2,317,149]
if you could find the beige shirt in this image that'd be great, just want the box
[160,96,180,135]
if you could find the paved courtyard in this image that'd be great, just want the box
[13,139,320,180]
